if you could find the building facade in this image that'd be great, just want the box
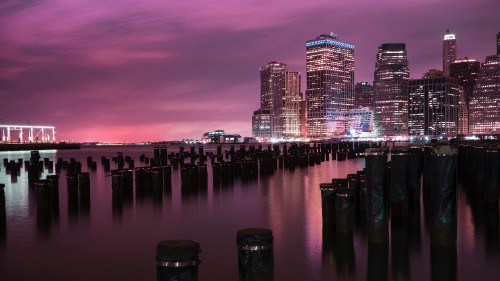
[497,32,500,56]
[354,82,374,108]
[408,71,460,136]
[346,107,374,135]
[373,43,410,136]
[282,71,302,139]
[305,33,355,138]
[469,55,500,134]
[258,61,302,140]
[252,108,272,140]
[449,58,480,134]
[260,61,286,139]
[443,29,457,76]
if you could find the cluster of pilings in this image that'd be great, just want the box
[156,228,274,281]
[320,143,500,280]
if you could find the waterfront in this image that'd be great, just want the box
[0,144,499,281]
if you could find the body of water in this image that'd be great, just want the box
[0,144,499,280]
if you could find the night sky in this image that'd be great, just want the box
[1,0,499,142]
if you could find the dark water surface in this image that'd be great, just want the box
[0,145,499,281]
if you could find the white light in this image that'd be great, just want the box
[444,34,455,40]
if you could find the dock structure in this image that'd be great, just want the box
[0,125,55,143]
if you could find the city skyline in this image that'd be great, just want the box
[1,0,499,142]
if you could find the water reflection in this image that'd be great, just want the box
[391,217,409,280]
[36,208,51,235]
[367,242,389,281]
[431,245,457,281]
[484,202,500,255]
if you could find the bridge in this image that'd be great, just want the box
[0,124,55,143]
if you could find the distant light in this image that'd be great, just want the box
[444,34,456,40]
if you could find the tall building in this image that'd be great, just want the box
[443,29,457,76]
[260,61,286,138]
[282,71,302,139]
[469,55,500,134]
[258,61,302,140]
[354,82,374,108]
[373,43,410,136]
[305,33,355,138]
[497,32,500,55]
[450,58,480,134]
[252,108,272,140]
[408,70,460,136]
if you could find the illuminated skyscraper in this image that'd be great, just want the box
[470,55,500,134]
[373,43,410,136]
[260,61,286,139]
[305,33,355,138]
[450,58,480,134]
[408,70,460,136]
[354,82,374,108]
[258,61,301,140]
[283,71,302,139]
[443,29,457,76]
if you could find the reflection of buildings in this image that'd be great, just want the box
[450,58,480,135]
[373,43,410,136]
[443,29,457,76]
[306,33,355,138]
[253,61,302,140]
[408,70,460,136]
[470,54,500,133]
[252,109,271,140]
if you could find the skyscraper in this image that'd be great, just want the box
[373,43,410,136]
[497,32,500,55]
[408,70,460,136]
[469,55,500,134]
[260,61,286,139]
[283,71,302,139]
[354,82,374,108]
[305,33,355,138]
[443,29,457,76]
[450,58,480,134]
[257,61,301,140]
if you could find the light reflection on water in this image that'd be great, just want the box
[0,145,498,280]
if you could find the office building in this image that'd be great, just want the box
[469,55,500,134]
[373,43,410,136]
[450,58,480,134]
[259,61,302,140]
[354,82,374,108]
[497,32,500,55]
[443,29,457,76]
[252,108,272,140]
[346,107,374,135]
[408,70,460,136]
[305,33,355,138]
[260,61,286,139]
[282,71,302,139]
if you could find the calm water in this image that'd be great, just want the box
[0,144,499,281]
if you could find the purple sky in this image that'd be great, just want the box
[1,0,499,142]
